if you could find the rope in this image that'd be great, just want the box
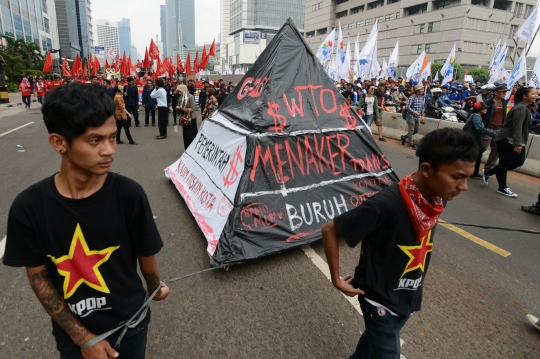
[79,264,233,350]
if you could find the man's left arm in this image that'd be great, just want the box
[137,254,169,301]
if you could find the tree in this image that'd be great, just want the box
[0,50,24,83]
[466,68,490,83]
[431,62,462,82]
[0,35,44,72]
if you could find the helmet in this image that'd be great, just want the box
[431,88,442,94]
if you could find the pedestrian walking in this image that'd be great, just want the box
[359,84,379,127]
[483,86,537,197]
[142,80,157,127]
[175,84,198,149]
[114,85,137,145]
[151,78,169,139]
[463,102,496,179]
[322,128,478,359]
[35,76,46,105]
[402,84,425,149]
[19,77,33,109]
[123,76,140,127]
[2,83,169,359]
[480,84,509,171]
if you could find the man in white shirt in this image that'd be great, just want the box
[151,79,169,139]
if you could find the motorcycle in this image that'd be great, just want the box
[440,106,458,122]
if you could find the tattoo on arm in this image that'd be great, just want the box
[29,269,90,345]
[141,270,161,295]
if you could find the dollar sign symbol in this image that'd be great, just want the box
[267,100,287,135]
[223,145,244,188]
[339,102,357,130]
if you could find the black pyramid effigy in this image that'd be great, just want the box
[165,18,398,267]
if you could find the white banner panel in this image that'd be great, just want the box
[165,116,248,255]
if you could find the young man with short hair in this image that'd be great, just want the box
[322,128,478,359]
[3,83,169,359]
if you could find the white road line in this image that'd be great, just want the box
[0,122,35,138]
[0,236,6,259]
[301,245,405,349]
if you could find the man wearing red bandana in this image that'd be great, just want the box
[323,128,479,359]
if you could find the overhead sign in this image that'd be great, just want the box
[70,42,81,51]
[243,31,260,44]
[94,46,105,55]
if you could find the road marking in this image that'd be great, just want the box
[438,219,511,257]
[301,245,405,349]
[0,122,35,138]
[0,236,6,259]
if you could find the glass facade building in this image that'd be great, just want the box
[229,0,306,34]
[0,0,46,45]
[117,18,131,57]
[160,4,167,57]
[165,0,195,58]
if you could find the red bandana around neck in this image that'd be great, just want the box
[398,173,445,243]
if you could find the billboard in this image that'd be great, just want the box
[243,31,260,44]
[94,46,105,56]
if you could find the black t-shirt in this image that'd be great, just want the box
[3,173,163,347]
[334,184,438,317]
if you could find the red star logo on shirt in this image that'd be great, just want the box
[398,231,433,278]
[48,224,119,299]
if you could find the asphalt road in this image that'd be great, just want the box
[0,105,540,359]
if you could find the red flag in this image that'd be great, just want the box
[82,63,87,81]
[201,44,207,61]
[92,54,100,76]
[193,51,199,73]
[105,58,110,69]
[120,51,127,76]
[186,52,191,76]
[176,54,184,73]
[209,39,216,57]
[198,53,210,70]
[149,39,160,60]
[127,56,133,76]
[136,60,141,68]
[42,50,53,73]
[115,53,120,72]
[143,47,150,69]
[168,57,175,76]
[61,57,71,77]
[71,54,82,78]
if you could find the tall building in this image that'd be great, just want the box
[165,0,195,58]
[131,44,138,61]
[54,0,93,59]
[303,0,535,72]
[223,0,306,71]
[96,19,119,57]
[160,5,167,57]
[117,18,131,57]
[218,0,230,71]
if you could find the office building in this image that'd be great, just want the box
[96,19,119,57]
[165,0,195,58]
[303,0,535,73]
[117,18,131,57]
[131,44,138,61]
[160,5,167,57]
[54,0,93,59]
[217,0,230,71]
[223,0,306,71]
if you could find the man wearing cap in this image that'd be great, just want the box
[479,84,509,172]
[463,101,496,178]
[402,84,425,149]
[123,76,140,127]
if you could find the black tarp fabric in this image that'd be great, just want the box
[208,19,399,266]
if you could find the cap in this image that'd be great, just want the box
[473,101,488,110]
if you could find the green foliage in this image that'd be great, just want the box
[25,70,43,77]
[0,51,24,84]
[7,82,18,93]
[0,35,45,77]
[466,68,490,83]
[431,62,462,82]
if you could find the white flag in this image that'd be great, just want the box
[489,46,508,83]
[359,20,378,80]
[420,62,431,83]
[505,51,527,100]
[315,28,336,64]
[339,39,352,81]
[405,57,419,81]
[441,44,456,86]
[386,41,399,80]
[381,59,388,79]
[107,48,116,58]
[371,59,381,80]
[530,48,540,89]
[354,38,362,80]
[411,51,426,84]
[516,6,540,44]
[337,22,345,68]
[434,71,439,82]
[490,38,501,69]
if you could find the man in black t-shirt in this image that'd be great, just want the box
[322,128,478,359]
[3,83,169,359]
